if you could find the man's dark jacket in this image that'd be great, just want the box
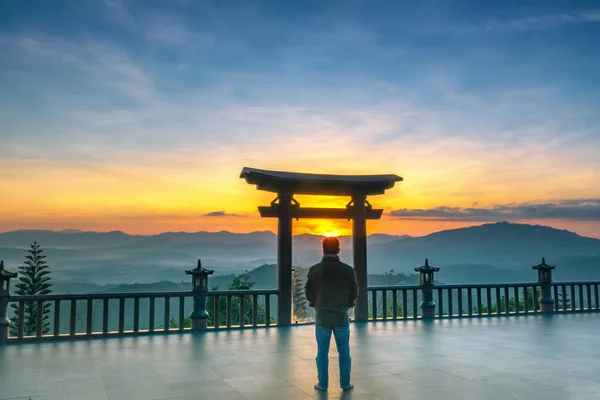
[305,256,359,328]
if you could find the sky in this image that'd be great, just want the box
[1,0,599,238]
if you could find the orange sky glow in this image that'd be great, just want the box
[1,155,599,238]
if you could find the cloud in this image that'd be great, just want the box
[487,10,600,30]
[102,0,203,47]
[203,211,244,218]
[6,34,158,105]
[390,199,600,222]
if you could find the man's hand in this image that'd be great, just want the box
[349,272,358,307]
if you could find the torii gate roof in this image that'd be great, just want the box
[240,167,402,196]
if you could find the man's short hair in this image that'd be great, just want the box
[322,237,340,255]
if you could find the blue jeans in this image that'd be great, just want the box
[315,324,351,389]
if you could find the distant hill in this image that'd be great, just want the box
[49,263,421,294]
[368,222,600,274]
[1,222,598,285]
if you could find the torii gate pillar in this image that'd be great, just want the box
[352,193,369,321]
[277,193,293,325]
[240,167,402,325]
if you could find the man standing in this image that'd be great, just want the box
[305,236,358,392]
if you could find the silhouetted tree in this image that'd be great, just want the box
[206,271,270,326]
[557,292,572,310]
[292,268,308,323]
[10,242,52,336]
[478,288,538,314]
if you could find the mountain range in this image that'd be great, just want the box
[1,222,599,285]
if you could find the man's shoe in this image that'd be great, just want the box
[341,384,354,391]
[314,384,327,391]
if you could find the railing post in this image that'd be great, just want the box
[0,261,18,344]
[533,257,555,313]
[415,259,439,319]
[186,260,214,331]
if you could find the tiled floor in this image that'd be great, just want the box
[1,314,600,400]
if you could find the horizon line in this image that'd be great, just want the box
[0,221,592,240]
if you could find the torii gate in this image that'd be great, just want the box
[240,167,402,325]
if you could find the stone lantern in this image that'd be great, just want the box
[0,260,18,344]
[185,259,214,331]
[415,259,439,318]
[532,257,555,313]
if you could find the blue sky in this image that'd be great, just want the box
[1,0,599,236]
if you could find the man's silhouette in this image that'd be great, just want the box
[305,236,358,391]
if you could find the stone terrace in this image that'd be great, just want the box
[1,314,599,400]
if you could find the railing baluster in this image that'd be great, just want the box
[103,298,109,334]
[467,288,473,316]
[586,285,592,311]
[570,285,576,311]
[133,297,140,333]
[504,286,509,314]
[18,301,24,338]
[265,294,271,326]
[496,287,501,315]
[178,296,185,331]
[214,295,220,328]
[553,285,559,311]
[239,295,245,328]
[149,297,155,333]
[458,289,463,317]
[163,296,170,332]
[226,296,232,328]
[486,287,492,316]
[392,290,398,320]
[119,298,125,334]
[402,290,407,319]
[86,299,93,335]
[371,290,377,320]
[252,295,258,327]
[448,289,453,318]
[562,285,567,311]
[595,284,599,311]
[53,300,60,337]
[578,285,584,312]
[70,299,77,336]
[514,287,520,314]
[412,289,418,318]
[533,286,539,312]
[476,287,482,316]
[382,290,388,321]
[523,286,529,314]
[438,288,444,318]
[36,300,43,338]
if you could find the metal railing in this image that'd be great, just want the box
[367,281,600,320]
[2,257,600,344]
[5,290,278,342]
[552,282,600,312]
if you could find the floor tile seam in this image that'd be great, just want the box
[525,373,600,384]
[464,377,560,396]
[99,366,162,380]
[236,386,315,400]
[101,367,176,396]
[388,369,466,388]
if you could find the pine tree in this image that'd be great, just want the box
[557,292,572,310]
[10,242,52,336]
[228,271,254,325]
[292,268,308,323]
